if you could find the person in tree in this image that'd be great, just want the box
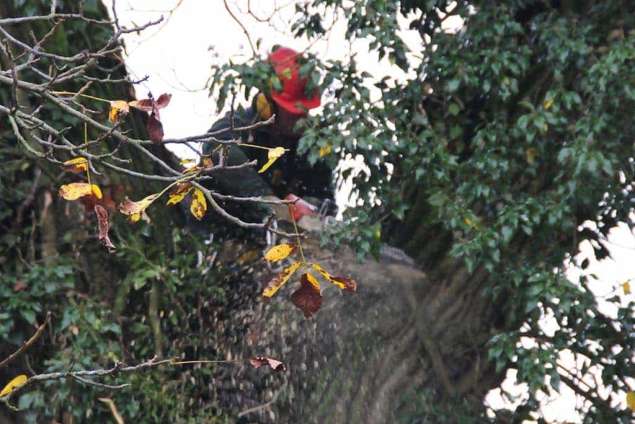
[203,46,335,223]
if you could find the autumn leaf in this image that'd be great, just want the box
[94,205,115,252]
[59,183,102,201]
[285,194,317,221]
[543,97,554,110]
[108,100,130,123]
[128,93,172,113]
[258,146,286,173]
[625,391,635,412]
[622,281,631,295]
[249,356,286,372]
[264,243,295,262]
[147,113,164,143]
[118,193,160,221]
[190,188,207,220]
[291,273,322,317]
[166,183,193,206]
[0,375,28,397]
[262,261,302,298]
[319,144,332,157]
[255,93,273,120]
[311,263,357,292]
[63,157,88,173]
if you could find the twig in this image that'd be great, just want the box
[0,312,51,370]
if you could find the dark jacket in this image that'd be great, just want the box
[203,106,334,204]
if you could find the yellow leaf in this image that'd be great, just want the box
[305,272,320,290]
[109,100,130,123]
[264,244,295,262]
[627,391,635,412]
[319,144,332,158]
[543,97,554,110]
[166,183,193,206]
[63,157,88,173]
[258,147,285,173]
[0,374,28,397]
[256,93,273,120]
[190,189,207,220]
[118,193,160,218]
[59,183,102,201]
[262,261,302,298]
[623,281,631,295]
[311,263,357,292]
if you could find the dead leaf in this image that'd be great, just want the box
[118,193,160,221]
[94,205,115,252]
[249,356,286,372]
[129,93,171,113]
[13,280,27,292]
[291,273,322,317]
[311,263,357,292]
[262,261,302,298]
[623,281,631,295]
[147,113,164,143]
[258,146,286,173]
[166,183,193,206]
[63,157,88,173]
[59,183,102,201]
[0,375,28,397]
[285,194,317,221]
[108,100,130,123]
[190,188,207,220]
[264,244,295,262]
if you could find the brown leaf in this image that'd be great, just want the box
[249,356,286,372]
[262,261,302,298]
[13,280,27,292]
[129,93,171,113]
[147,113,164,143]
[330,275,357,293]
[94,205,115,252]
[118,193,160,222]
[155,93,172,109]
[291,273,322,318]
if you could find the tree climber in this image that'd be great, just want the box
[203,47,336,225]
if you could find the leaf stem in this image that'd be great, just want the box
[51,90,111,103]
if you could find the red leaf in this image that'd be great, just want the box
[94,205,115,252]
[284,194,317,222]
[147,113,164,143]
[291,273,322,318]
[249,356,286,372]
[330,275,357,292]
[13,280,27,292]
[155,93,172,109]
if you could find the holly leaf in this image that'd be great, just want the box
[311,263,357,292]
[63,157,88,173]
[94,205,115,252]
[59,183,102,201]
[108,100,130,123]
[118,193,160,222]
[291,272,322,317]
[264,243,295,262]
[166,183,193,206]
[258,146,285,173]
[190,188,207,220]
[0,375,28,397]
[262,261,302,297]
[249,356,286,372]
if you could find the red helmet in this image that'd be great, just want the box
[268,47,321,115]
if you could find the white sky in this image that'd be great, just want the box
[103,1,634,421]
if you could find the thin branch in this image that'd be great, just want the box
[0,312,50,370]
